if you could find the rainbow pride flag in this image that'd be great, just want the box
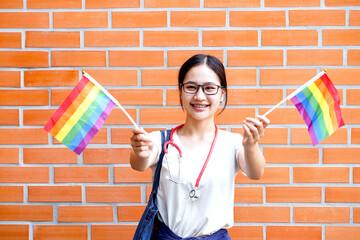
[290,72,345,146]
[44,74,115,155]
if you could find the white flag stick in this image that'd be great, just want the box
[82,71,140,129]
[262,70,327,117]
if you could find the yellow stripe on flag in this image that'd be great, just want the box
[308,82,334,135]
[55,85,101,142]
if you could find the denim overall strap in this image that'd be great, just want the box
[133,129,172,240]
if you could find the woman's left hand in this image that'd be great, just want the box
[242,115,270,149]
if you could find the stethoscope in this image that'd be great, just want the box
[163,124,219,201]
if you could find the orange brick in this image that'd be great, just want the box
[0,0,23,8]
[0,89,48,106]
[171,11,226,27]
[326,187,360,203]
[260,68,317,86]
[86,0,140,8]
[0,128,48,145]
[0,51,48,67]
[262,29,318,46]
[91,225,136,240]
[348,89,360,105]
[234,186,263,203]
[228,226,263,240]
[0,32,21,48]
[291,128,348,145]
[267,226,322,240]
[106,108,137,125]
[54,167,108,183]
[215,108,256,125]
[289,10,345,26]
[234,206,290,223]
[350,10,360,26]
[325,0,360,6]
[355,208,360,223]
[342,108,360,124]
[0,109,19,125]
[323,29,360,46]
[140,108,185,125]
[266,187,321,203]
[227,89,283,105]
[144,31,198,47]
[205,0,260,7]
[0,225,28,240]
[326,68,360,85]
[226,69,257,86]
[0,205,52,221]
[109,50,164,67]
[228,50,283,66]
[142,69,178,86]
[111,129,132,144]
[112,11,167,28]
[293,167,349,183]
[0,12,49,28]
[294,207,349,223]
[114,167,152,183]
[109,89,163,105]
[323,148,360,164]
[0,167,49,183]
[84,69,137,86]
[25,70,78,87]
[0,148,19,164]
[27,0,82,8]
[28,186,82,202]
[118,206,145,222]
[167,50,224,67]
[83,148,131,164]
[236,167,290,184]
[259,107,304,125]
[287,49,343,66]
[84,31,139,47]
[23,109,55,126]
[146,0,200,7]
[356,168,360,183]
[53,11,108,28]
[326,226,360,240]
[58,206,113,222]
[0,71,21,87]
[52,51,106,67]
[0,186,23,202]
[23,148,77,164]
[33,225,87,240]
[348,49,360,65]
[26,31,80,48]
[265,0,320,7]
[87,186,141,203]
[230,11,286,27]
[232,128,288,144]
[263,147,319,164]
[203,30,257,47]
[352,128,360,144]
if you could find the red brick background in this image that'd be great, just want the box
[0,0,359,239]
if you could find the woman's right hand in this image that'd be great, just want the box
[130,128,154,159]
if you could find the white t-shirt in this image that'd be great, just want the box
[149,129,243,238]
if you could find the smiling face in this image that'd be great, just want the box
[180,64,225,122]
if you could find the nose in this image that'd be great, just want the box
[194,86,207,99]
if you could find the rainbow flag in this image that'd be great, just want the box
[44,74,115,155]
[290,72,345,146]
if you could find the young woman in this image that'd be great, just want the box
[130,54,269,239]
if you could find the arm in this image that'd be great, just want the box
[238,115,270,180]
[130,128,159,171]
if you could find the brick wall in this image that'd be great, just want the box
[0,0,359,239]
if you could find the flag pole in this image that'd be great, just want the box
[82,71,140,129]
[262,69,327,117]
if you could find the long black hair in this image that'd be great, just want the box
[178,54,227,114]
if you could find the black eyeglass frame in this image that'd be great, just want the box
[181,82,223,95]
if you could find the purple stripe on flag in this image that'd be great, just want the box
[74,100,115,155]
[291,95,318,146]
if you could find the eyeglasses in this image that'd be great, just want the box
[181,83,222,95]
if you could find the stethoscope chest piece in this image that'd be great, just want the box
[189,188,200,202]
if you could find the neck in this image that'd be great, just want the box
[180,118,216,139]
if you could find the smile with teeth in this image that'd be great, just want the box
[191,104,209,108]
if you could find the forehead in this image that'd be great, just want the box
[183,64,220,84]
